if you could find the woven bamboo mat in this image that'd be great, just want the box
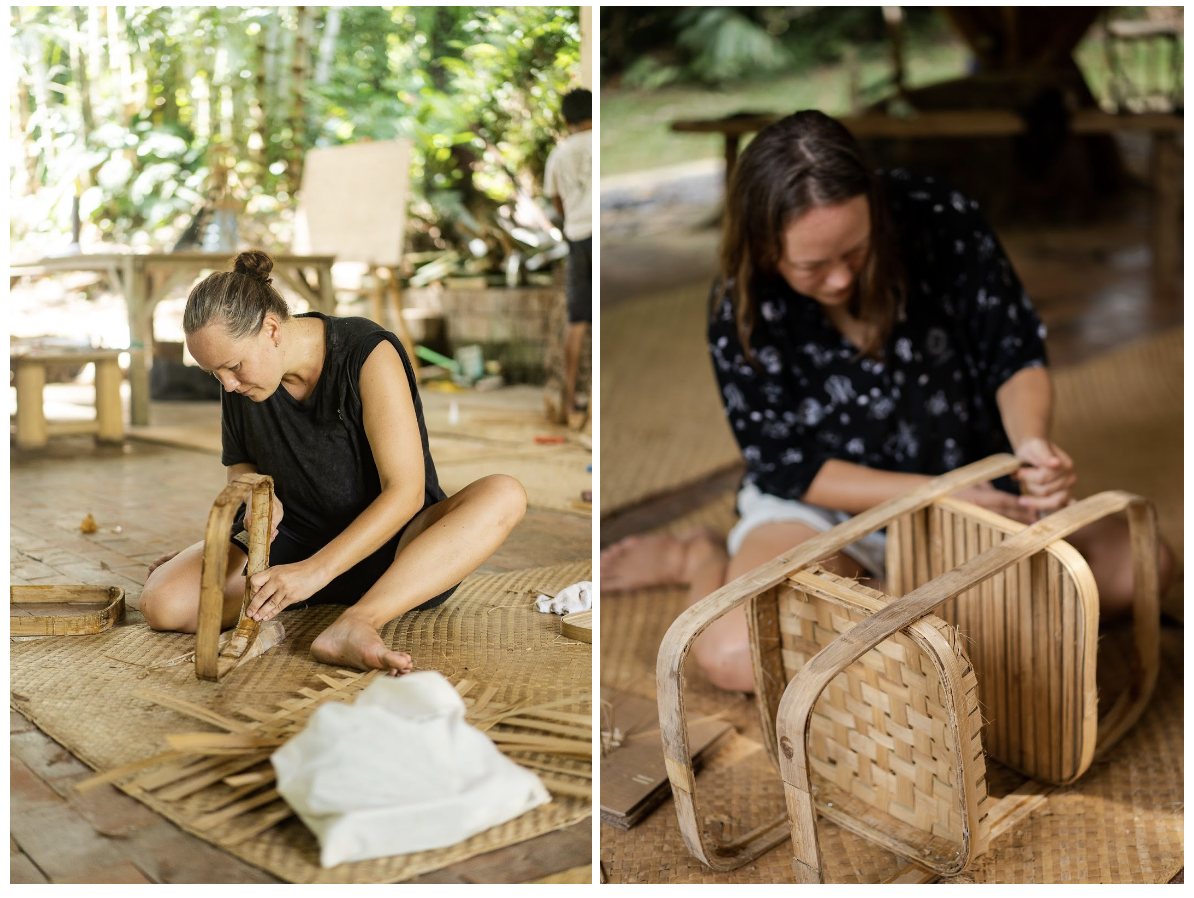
[599,494,1184,883]
[10,561,592,883]
[1050,327,1184,618]
[434,445,592,517]
[600,281,740,517]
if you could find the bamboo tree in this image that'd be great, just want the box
[73,7,94,135]
[288,5,310,185]
[252,11,268,173]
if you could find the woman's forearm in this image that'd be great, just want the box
[995,364,1053,451]
[305,486,424,585]
[802,460,931,514]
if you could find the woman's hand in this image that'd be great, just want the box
[1013,437,1076,519]
[243,493,285,543]
[245,560,327,621]
[950,481,1037,525]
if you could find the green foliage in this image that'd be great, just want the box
[674,7,791,84]
[10,5,581,261]
[604,6,952,88]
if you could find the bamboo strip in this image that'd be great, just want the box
[136,753,233,792]
[73,750,189,793]
[153,753,275,801]
[496,717,590,739]
[220,805,296,846]
[196,778,276,814]
[536,775,591,800]
[193,789,283,831]
[488,731,590,751]
[513,757,593,779]
[166,733,283,752]
[133,689,255,734]
[468,685,501,717]
[497,743,592,759]
[224,769,276,788]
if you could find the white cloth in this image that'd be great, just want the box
[535,580,593,615]
[271,671,550,867]
[727,481,888,578]
[543,129,592,241]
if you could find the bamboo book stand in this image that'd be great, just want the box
[195,473,276,682]
[657,454,1160,882]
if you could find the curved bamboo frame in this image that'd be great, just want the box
[195,473,274,682]
[10,585,125,636]
[655,454,1023,871]
[777,490,1158,883]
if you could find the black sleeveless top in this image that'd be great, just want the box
[220,313,445,550]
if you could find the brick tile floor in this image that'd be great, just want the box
[11,434,592,883]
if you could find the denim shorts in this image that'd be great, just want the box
[727,481,887,578]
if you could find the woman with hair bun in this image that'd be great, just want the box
[140,249,527,674]
[601,110,1173,693]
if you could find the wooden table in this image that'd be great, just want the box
[671,109,1183,298]
[11,349,135,449]
[9,252,336,426]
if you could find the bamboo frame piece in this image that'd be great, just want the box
[195,473,275,681]
[10,585,124,636]
[777,491,1157,883]
[657,453,1160,880]
[656,454,1022,872]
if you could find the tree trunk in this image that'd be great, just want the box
[73,7,94,136]
[313,7,340,86]
[252,11,268,174]
[288,6,309,185]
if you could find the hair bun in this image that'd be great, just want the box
[233,249,274,283]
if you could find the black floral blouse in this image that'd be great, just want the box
[708,169,1047,501]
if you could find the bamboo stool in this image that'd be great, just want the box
[656,454,1160,881]
[195,473,276,682]
[11,349,125,449]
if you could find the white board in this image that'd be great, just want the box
[293,139,412,265]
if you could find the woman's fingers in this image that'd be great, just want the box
[246,570,278,616]
[1018,492,1072,514]
[1019,472,1077,496]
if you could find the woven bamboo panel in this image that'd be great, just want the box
[886,501,1100,784]
[776,569,988,872]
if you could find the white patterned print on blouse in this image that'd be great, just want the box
[707,168,1047,502]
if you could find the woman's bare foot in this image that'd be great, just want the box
[311,613,413,676]
[600,527,725,593]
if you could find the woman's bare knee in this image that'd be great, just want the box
[694,641,755,693]
[140,566,197,632]
[486,474,527,530]
[139,542,245,632]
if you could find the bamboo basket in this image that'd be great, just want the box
[10,585,125,636]
[656,454,1160,882]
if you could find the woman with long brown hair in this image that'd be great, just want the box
[140,250,527,674]
[602,110,1172,692]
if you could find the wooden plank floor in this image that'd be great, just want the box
[10,431,592,884]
